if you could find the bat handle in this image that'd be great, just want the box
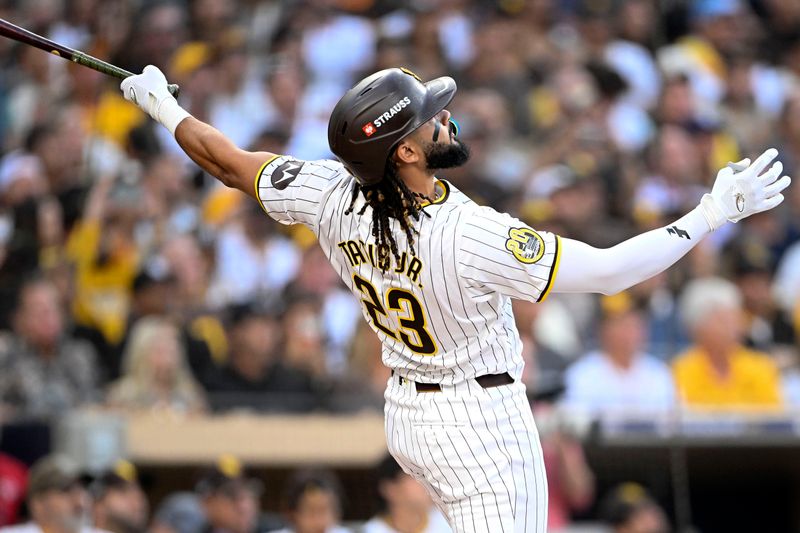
[72,51,182,99]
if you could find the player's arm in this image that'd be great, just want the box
[552,148,791,295]
[120,65,272,197]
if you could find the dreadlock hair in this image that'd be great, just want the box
[344,160,430,271]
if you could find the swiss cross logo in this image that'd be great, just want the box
[362,123,376,137]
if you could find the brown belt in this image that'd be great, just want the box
[394,371,514,393]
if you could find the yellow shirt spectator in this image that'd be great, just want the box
[672,345,782,409]
[66,220,139,345]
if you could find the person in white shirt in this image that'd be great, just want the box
[0,454,107,533]
[362,455,450,533]
[562,294,676,417]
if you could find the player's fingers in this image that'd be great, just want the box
[758,161,783,185]
[748,148,779,177]
[761,193,785,211]
[120,78,135,101]
[763,175,791,197]
[728,158,751,172]
[143,64,167,84]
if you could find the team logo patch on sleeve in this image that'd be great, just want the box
[270,160,304,190]
[505,227,545,264]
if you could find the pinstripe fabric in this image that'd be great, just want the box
[385,377,548,532]
[256,157,555,532]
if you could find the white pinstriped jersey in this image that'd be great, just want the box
[256,156,561,385]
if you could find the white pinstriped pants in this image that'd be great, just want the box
[384,376,548,533]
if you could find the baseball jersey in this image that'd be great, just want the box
[255,156,561,385]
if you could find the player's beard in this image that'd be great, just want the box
[424,139,470,171]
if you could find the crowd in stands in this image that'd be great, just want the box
[0,0,798,420]
[0,452,670,533]
[0,0,799,529]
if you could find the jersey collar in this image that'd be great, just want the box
[419,179,450,208]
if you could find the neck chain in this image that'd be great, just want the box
[413,182,440,204]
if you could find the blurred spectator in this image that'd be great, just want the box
[161,235,213,316]
[209,203,300,307]
[362,454,450,533]
[0,2,798,526]
[66,174,140,372]
[205,302,321,413]
[773,237,800,335]
[533,403,595,532]
[274,469,350,533]
[0,454,101,533]
[195,455,284,533]
[635,124,708,222]
[0,276,99,420]
[729,250,796,352]
[124,261,219,387]
[281,296,329,382]
[89,460,148,533]
[597,483,669,533]
[330,321,389,412]
[511,297,583,394]
[0,453,28,526]
[672,277,784,409]
[106,317,206,415]
[283,245,360,376]
[562,293,676,416]
[148,492,205,533]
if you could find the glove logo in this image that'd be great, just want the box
[128,86,138,105]
[505,227,545,264]
[270,160,304,190]
[735,192,745,213]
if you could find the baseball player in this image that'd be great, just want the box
[120,66,791,533]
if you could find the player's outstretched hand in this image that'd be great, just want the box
[121,65,190,134]
[699,147,792,230]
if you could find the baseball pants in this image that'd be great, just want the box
[385,375,548,533]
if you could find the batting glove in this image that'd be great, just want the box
[120,65,190,135]
[699,147,792,231]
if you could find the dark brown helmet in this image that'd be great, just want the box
[327,68,457,186]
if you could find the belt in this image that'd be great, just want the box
[393,371,514,393]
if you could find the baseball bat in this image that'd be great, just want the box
[0,18,180,97]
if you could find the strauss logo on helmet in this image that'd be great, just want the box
[362,96,412,136]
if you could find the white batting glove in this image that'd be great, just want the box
[699,148,792,231]
[120,65,190,135]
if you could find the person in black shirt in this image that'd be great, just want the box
[205,302,321,412]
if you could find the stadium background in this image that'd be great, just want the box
[1,0,800,531]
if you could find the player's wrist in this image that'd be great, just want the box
[157,97,192,136]
[698,193,727,231]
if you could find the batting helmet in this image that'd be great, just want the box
[327,68,457,186]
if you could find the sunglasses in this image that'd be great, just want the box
[432,118,460,142]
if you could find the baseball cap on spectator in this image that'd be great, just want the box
[599,482,660,526]
[195,454,263,497]
[170,41,211,80]
[27,454,83,499]
[0,152,46,194]
[152,492,206,533]
[527,164,581,199]
[600,291,637,318]
[133,256,175,293]
[691,0,743,21]
[521,163,585,224]
[731,247,772,277]
[88,459,139,499]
